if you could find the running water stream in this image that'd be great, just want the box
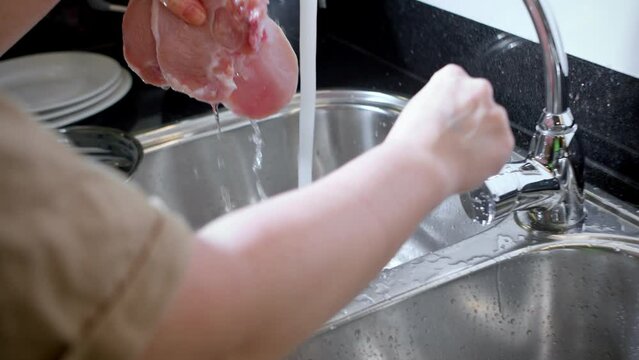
[250,121,267,200]
[212,2,318,207]
[298,0,318,187]
[211,103,234,211]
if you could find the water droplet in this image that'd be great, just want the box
[355,294,375,305]
[497,235,513,250]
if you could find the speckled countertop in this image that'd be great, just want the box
[3,0,636,205]
[69,34,425,134]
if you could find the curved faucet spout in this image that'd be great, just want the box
[460,0,585,232]
[524,0,570,120]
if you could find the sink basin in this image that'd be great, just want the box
[133,90,491,268]
[132,90,639,358]
[287,235,639,359]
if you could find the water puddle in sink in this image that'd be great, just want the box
[298,0,318,187]
[250,121,267,200]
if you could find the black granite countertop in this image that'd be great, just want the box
[3,0,636,205]
[6,34,424,134]
[67,34,426,134]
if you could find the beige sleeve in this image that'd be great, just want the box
[0,95,195,360]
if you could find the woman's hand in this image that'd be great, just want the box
[160,0,207,26]
[386,64,515,194]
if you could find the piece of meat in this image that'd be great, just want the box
[226,18,300,119]
[123,0,298,119]
[122,0,167,87]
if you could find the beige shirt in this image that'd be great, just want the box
[0,95,194,360]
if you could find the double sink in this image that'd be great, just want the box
[132,90,639,359]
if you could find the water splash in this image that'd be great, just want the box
[496,235,514,252]
[446,255,492,266]
[220,186,235,212]
[467,191,497,226]
[212,103,222,137]
[354,294,376,305]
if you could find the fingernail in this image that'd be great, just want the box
[183,5,206,26]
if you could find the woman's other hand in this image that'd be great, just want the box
[386,64,515,194]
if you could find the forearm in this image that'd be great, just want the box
[0,0,60,56]
[141,64,513,360]
[181,142,450,359]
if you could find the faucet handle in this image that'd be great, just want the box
[460,161,561,226]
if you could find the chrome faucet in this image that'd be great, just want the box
[460,0,585,232]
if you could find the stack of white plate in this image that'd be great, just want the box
[0,51,132,128]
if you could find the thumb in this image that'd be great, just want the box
[161,0,207,26]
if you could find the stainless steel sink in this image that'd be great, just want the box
[133,90,491,268]
[288,234,639,359]
[132,90,639,359]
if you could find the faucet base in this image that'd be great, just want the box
[514,208,586,233]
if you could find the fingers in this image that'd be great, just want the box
[435,64,494,100]
[479,104,513,175]
[495,105,515,153]
[470,78,494,104]
[161,0,206,26]
[434,64,468,79]
[447,76,495,134]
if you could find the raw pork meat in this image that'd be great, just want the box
[123,0,299,119]
[122,0,167,87]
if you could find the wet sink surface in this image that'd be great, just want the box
[133,90,489,268]
[132,90,639,359]
[288,239,639,359]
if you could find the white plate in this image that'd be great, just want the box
[35,69,125,121]
[44,70,132,129]
[0,52,121,113]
